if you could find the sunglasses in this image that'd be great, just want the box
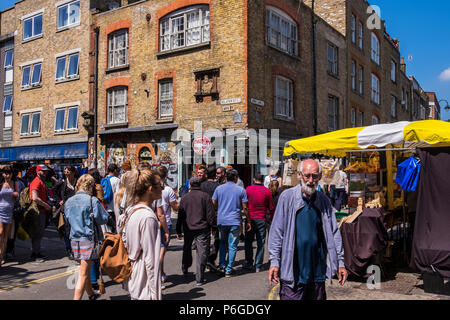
[302,173,320,180]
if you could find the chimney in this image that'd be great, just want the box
[400,57,406,74]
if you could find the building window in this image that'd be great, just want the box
[405,91,409,111]
[358,21,363,50]
[21,62,42,88]
[266,6,298,56]
[158,79,173,118]
[358,65,364,95]
[328,96,339,132]
[20,112,41,135]
[3,96,12,129]
[351,108,356,128]
[351,14,356,44]
[274,76,294,120]
[327,43,338,76]
[359,111,364,127]
[160,5,210,52]
[371,73,380,105]
[391,60,396,82]
[55,106,78,132]
[57,0,80,29]
[4,50,13,83]
[351,60,356,90]
[107,87,128,124]
[56,53,79,81]
[371,33,380,64]
[23,14,43,40]
[109,30,129,69]
[391,96,397,118]
[372,115,379,125]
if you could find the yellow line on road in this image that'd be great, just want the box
[268,283,280,300]
[0,267,79,293]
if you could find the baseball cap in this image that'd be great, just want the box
[36,165,50,173]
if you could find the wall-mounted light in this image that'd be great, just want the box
[144,89,150,98]
[134,90,138,95]
[146,13,151,23]
[141,73,147,81]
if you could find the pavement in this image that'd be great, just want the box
[1,223,449,300]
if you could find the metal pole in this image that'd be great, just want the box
[93,27,99,169]
[311,0,318,135]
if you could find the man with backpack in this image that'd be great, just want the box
[101,164,121,233]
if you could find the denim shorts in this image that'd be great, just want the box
[160,226,170,248]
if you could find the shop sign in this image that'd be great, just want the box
[220,97,242,105]
[192,136,212,155]
[250,98,264,107]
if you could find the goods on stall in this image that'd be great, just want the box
[319,158,340,185]
[282,158,299,186]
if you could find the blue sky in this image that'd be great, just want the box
[1,0,449,120]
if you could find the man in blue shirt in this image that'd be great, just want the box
[212,169,251,277]
[268,159,348,300]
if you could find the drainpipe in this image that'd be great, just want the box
[311,0,318,135]
[94,27,99,168]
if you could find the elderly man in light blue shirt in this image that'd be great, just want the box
[268,159,348,300]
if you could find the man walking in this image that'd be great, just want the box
[176,177,216,286]
[243,173,274,272]
[101,163,121,232]
[216,166,226,185]
[30,165,53,262]
[212,169,251,277]
[268,159,348,300]
[200,166,220,271]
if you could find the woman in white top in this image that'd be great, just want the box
[264,168,282,188]
[120,168,163,300]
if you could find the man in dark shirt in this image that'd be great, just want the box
[176,177,216,286]
[201,166,220,271]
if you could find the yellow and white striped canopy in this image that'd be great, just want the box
[284,120,450,156]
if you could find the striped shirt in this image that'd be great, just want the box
[245,183,274,221]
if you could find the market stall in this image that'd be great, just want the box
[283,120,450,281]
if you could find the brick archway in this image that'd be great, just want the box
[136,143,156,164]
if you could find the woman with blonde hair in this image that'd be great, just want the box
[64,174,110,300]
[119,168,163,300]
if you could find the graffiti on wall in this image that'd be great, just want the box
[107,142,127,168]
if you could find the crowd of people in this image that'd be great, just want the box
[0,159,349,301]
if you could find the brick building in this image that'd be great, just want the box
[0,0,92,171]
[425,92,441,120]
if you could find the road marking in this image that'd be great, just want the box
[0,267,79,293]
[268,283,280,300]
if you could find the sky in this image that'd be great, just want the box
[1,0,449,120]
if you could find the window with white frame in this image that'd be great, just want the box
[20,112,41,135]
[274,76,294,120]
[23,14,43,40]
[158,79,173,118]
[4,49,13,83]
[56,52,79,81]
[391,96,397,117]
[371,33,380,64]
[107,87,127,124]
[358,65,364,94]
[266,6,298,56]
[21,62,42,88]
[351,60,356,90]
[371,73,380,105]
[359,111,364,126]
[358,21,363,49]
[351,108,356,127]
[372,115,379,125]
[108,29,129,69]
[3,96,12,129]
[391,60,396,82]
[160,5,210,52]
[57,0,80,29]
[327,43,338,76]
[351,14,356,43]
[55,106,78,132]
[328,96,339,132]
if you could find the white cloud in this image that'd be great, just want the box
[439,67,450,81]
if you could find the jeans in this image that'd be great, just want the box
[218,225,240,273]
[244,220,267,269]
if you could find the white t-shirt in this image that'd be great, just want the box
[106,175,121,212]
[335,171,348,189]
[264,175,280,188]
[161,186,177,227]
